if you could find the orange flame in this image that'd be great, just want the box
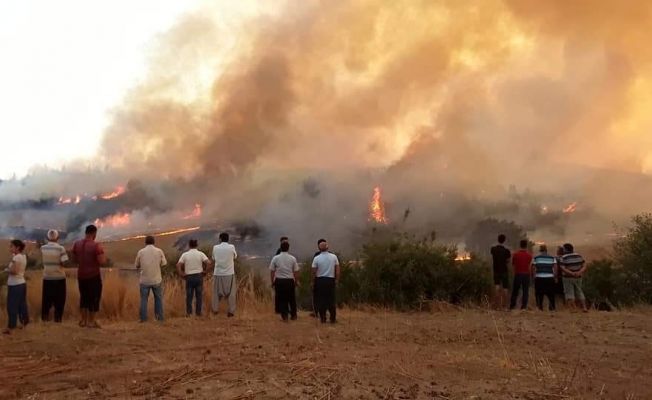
[369,186,388,224]
[182,203,202,220]
[94,213,131,228]
[563,202,578,214]
[113,226,201,242]
[100,186,126,200]
[455,252,472,261]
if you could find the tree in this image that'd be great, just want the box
[465,218,528,259]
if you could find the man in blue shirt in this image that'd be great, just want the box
[312,239,340,324]
[532,244,558,311]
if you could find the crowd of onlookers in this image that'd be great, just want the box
[2,225,341,334]
[491,234,588,312]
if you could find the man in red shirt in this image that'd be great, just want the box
[509,239,532,310]
[71,225,106,328]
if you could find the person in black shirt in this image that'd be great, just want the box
[490,234,511,309]
[275,236,289,256]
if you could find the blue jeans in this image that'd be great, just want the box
[185,274,203,316]
[140,284,164,322]
[7,284,29,329]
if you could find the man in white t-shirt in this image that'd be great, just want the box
[312,239,340,324]
[176,239,209,317]
[270,241,300,321]
[211,232,238,317]
[135,236,167,322]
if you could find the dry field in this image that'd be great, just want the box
[0,291,651,399]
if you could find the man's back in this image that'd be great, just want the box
[179,249,208,275]
[533,254,556,278]
[41,242,68,280]
[270,252,299,279]
[212,242,237,276]
[491,244,511,272]
[136,245,167,285]
[560,253,585,275]
[512,250,532,275]
[312,252,338,278]
[72,239,104,280]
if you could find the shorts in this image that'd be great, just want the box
[493,270,509,289]
[562,277,585,301]
[78,275,103,312]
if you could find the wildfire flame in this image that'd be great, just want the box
[94,213,131,228]
[455,253,472,262]
[563,202,578,214]
[100,186,126,200]
[369,186,388,224]
[182,203,202,220]
[113,226,201,242]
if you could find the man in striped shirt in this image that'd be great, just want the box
[41,229,69,322]
[559,243,588,312]
[531,244,557,311]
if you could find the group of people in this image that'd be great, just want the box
[3,224,342,333]
[490,234,588,312]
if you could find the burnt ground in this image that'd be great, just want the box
[1,308,651,400]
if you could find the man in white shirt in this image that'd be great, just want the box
[211,232,238,317]
[135,236,167,322]
[176,239,209,317]
[312,239,340,324]
[40,229,69,323]
[270,241,300,321]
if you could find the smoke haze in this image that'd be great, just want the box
[2,0,652,254]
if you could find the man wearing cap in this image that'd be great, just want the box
[40,229,69,322]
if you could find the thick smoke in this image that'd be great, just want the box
[2,1,652,254]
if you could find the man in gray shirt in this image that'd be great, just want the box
[269,241,300,321]
[312,239,340,324]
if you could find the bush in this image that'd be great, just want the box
[613,213,652,304]
[582,259,630,308]
[346,235,492,309]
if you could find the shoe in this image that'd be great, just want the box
[227,313,235,318]
[290,315,297,321]
[330,320,337,324]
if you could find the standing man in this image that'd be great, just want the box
[532,244,558,311]
[509,239,532,310]
[176,239,209,317]
[41,229,69,322]
[275,236,289,256]
[312,239,340,324]
[559,243,588,312]
[490,234,511,308]
[270,241,300,321]
[135,236,167,322]
[211,232,238,317]
[71,225,106,328]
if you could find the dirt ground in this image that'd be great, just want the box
[1,308,651,400]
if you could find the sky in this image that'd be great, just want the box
[0,0,202,179]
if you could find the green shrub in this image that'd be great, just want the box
[613,213,652,304]
[582,259,630,307]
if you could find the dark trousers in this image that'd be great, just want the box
[42,279,66,322]
[78,275,102,312]
[7,284,29,329]
[314,277,336,322]
[185,274,203,316]
[510,274,530,310]
[535,277,556,311]
[274,279,297,320]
